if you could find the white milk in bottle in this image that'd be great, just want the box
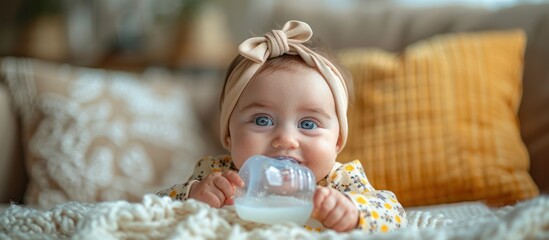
[234,155,315,225]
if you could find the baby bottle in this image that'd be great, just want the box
[234,155,316,225]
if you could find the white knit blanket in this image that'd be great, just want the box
[1,195,548,239]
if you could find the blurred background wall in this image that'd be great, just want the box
[0,0,546,73]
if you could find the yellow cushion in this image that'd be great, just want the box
[338,30,539,207]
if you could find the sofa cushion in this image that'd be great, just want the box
[0,57,208,209]
[338,30,539,207]
[0,84,26,204]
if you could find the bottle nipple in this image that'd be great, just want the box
[274,156,300,165]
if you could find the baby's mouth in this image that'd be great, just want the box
[274,156,300,165]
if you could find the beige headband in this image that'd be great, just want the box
[220,20,349,153]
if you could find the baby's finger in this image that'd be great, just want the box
[311,188,325,218]
[313,187,330,208]
[224,197,235,205]
[222,170,244,187]
[332,209,357,232]
[317,198,337,224]
[203,189,225,208]
[313,187,334,221]
[322,204,345,228]
[213,175,235,199]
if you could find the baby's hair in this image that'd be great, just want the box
[219,37,354,110]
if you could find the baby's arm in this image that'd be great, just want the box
[155,157,212,200]
[324,160,407,233]
[156,155,243,208]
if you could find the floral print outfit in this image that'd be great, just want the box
[156,155,407,233]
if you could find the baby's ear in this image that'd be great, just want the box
[226,136,232,149]
[335,136,343,152]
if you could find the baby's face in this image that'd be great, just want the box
[227,64,340,181]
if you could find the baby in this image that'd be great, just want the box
[157,20,407,233]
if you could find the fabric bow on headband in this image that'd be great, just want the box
[220,20,349,152]
[239,20,313,63]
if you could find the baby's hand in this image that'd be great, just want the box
[312,186,359,232]
[189,170,244,208]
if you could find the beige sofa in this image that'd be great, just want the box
[1,2,548,207]
[261,2,549,197]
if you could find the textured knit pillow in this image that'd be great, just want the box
[0,57,207,209]
[338,30,539,207]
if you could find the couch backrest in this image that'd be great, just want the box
[1,3,547,205]
[267,2,549,193]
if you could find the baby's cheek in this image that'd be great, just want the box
[310,163,335,184]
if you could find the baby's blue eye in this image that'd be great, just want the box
[254,116,273,126]
[299,120,317,130]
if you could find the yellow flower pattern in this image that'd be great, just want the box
[328,160,407,232]
[156,156,407,233]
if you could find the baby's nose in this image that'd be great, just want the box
[271,128,299,150]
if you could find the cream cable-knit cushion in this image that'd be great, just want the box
[0,57,207,209]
